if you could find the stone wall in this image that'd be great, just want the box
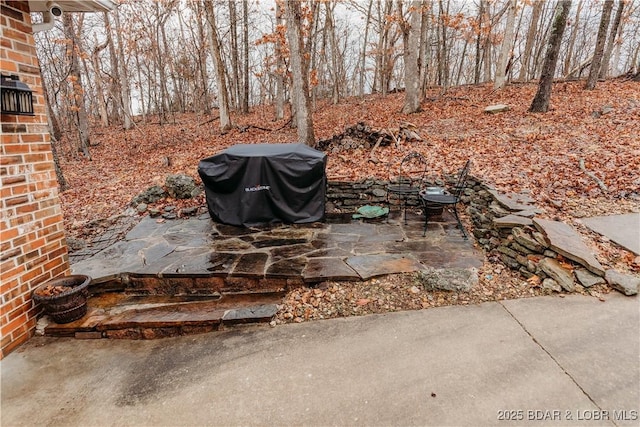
[326,178,443,212]
[326,177,637,296]
[464,179,636,296]
[0,1,70,358]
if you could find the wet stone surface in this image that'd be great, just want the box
[60,210,485,340]
[303,258,360,282]
[72,210,482,283]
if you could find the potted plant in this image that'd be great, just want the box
[32,274,91,324]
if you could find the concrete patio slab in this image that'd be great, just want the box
[502,293,640,420]
[2,294,637,426]
[582,213,640,255]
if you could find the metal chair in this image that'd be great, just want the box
[420,159,471,238]
[386,152,428,224]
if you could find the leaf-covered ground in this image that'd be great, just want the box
[57,79,640,271]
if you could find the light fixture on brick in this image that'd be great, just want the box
[1,74,35,116]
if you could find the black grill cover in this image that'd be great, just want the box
[198,143,327,226]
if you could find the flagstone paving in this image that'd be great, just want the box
[582,213,640,256]
[56,210,483,339]
[71,211,483,283]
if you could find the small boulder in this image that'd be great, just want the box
[131,185,167,206]
[165,174,201,199]
[605,270,639,296]
[574,268,605,288]
[484,104,510,114]
[416,267,479,292]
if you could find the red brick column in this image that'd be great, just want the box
[1,0,70,358]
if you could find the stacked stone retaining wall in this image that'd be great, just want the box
[326,177,638,296]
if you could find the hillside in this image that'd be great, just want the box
[56,80,640,270]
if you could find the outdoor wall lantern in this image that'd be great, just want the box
[1,74,35,116]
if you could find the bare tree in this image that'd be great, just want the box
[494,0,517,89]
[62,14,92,159]
[562,0,583,77]
[284,0,316,146]
[274,0,286,120]
[204,1,232,131]
[401,0,422,113]
[358,0,373,97]
[518,0,543,81]
[90,32,109,127]
[113,10,133,129]
[242,0,250,113]
[585,0,614,90]
[599,0,625,78]
[530,0,572,113]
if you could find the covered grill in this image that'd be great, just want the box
[198,143,327,226]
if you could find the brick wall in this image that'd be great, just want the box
[1,0,70,358]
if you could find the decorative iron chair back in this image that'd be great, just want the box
[389,152,428,188]
[451,159,471,198]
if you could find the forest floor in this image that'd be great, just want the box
[55,79,640,315]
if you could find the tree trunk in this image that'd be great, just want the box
[274,1,285,120]
[204,1,232,131]
[114,10,133,129]
[585,0,614,90]
[284,0,316,146]
[402,0,422,113]
[325,2,340,104]
[228,0,241,110]
[562,0,583,77]
[242,0,250,113]
[418,2,430,95]
[194,1,210,114]
[519,0,543,81]
[599,0,625,79]
[474,0,484,84]
[103,12,122,124]
[494,0,517,89]
[90,34,109,127]
[611,0,631,76]
[359,0,373,97]
[62,14,91,159]
[530,0,572,113]
[437,0,450,88]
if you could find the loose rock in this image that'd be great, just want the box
[574,268,605,288]
[539,258,575,292]
[542,278,562,292]
[165,174,201,199]
[605,270,639,296]
[131,185,167,206]
[416,267,479,292]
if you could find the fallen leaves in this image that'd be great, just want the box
[56,80,639,277]
[35,284,72,297]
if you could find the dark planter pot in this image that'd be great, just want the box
[424,203,444,217]
[32,275,91,324]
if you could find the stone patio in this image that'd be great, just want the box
[71,210,482,284]
[45,210,483,339]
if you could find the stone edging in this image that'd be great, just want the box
[463,178,638,296]
[325,177,638,296]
